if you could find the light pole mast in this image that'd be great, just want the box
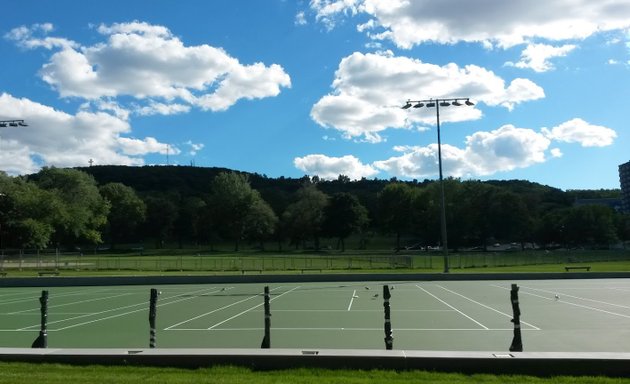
[402,98,474,273]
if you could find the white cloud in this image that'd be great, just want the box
[0,93,170,174]
[5,23,77,50]
[135,102,191,116]
[298,117,616,180]
[506,43,577,72]
[310,0,630,49]
[295,11,307,26]
[186,141,205,155]
[310,0,361,30]
[374,125,551,178]
[293,154,378,180]
[7,22,291,112]
[311,52,544,141]
[117,137,179,156]
[542,118,617,147]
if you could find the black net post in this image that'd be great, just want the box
[261,286,271,348]
[509,283,523,352]
[383,285,393,350]
[149,288,158,348]
[31,290,48,348]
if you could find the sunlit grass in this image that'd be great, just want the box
[0,363,628,384]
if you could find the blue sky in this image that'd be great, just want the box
[1,0,629,190]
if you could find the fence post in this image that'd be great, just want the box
[149,288,159,348]
[509,283,523,352]
[383,285,393,350]
[31,290,48,348]
[261,286,271,348]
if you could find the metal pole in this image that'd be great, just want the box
[435,100,449,273]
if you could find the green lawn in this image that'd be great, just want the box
[1,363,629,384]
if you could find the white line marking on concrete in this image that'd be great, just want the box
[207,287,300,330]
[416,285,489,330]
[443,284,541,330]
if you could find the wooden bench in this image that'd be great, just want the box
[37,271,60,277]
[301,268,323,274]
[0,272,6,277]
[241,269,263,275]
[565,266,591,272]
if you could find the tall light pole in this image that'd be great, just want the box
[402,98,474,273]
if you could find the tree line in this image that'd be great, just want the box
[0,165,628,251]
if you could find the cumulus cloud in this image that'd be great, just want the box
[506,43,577,72]
[0,93,170,174]
[4,23,77,50]
[542,118,617,147]
[309,0,630,49]
[298,119,616,180]
[6,22,291,112]
[373,125,551,178]
[293,154,378,180]
[310,0,361,30]
[186,141,205,156]
[310,52,544,142]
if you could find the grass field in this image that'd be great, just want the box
[1,248,629,276]
[2,362,630,384]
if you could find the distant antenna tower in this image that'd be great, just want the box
[88,158,94,167]
[166,144,170,165]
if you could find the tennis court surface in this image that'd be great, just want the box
[2,278,629,352]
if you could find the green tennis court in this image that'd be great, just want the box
[1,279,630,352]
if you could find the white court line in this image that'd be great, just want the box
[508,285,630,320]
[520,285,630,310]
[442,285,540,330]
[248,309,454,312]
[347,290,356,311]
[171,327,536,332]
[164,287,286,330]
[416,285,489,330]
[207,286,300,330]
[8,292,135,314]
[18,286,222,331]
[0,288,116,307]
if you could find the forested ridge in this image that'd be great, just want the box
[0,165,627,252]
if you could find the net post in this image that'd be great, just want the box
[383,285,393,350]
[261,286,271,348]
[31,290,48,348]
[149,288,158,348]
[509,283,523,352]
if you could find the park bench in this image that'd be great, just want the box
[300,268,323,274]
[564,266,591,272]
[37,271,60,277]
[240,269,263,275]
[0,271,6,277]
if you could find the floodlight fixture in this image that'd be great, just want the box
[0,119,28,127]
[439,101,450,107]
[465,99,474,106]
[426,102,436,107]
[413,102,424,108]
[402,101,412,109]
